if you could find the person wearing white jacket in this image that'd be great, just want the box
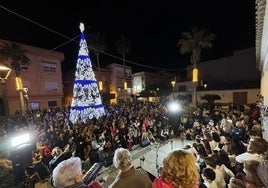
[236,138,268,164]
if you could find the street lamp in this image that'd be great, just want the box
[23,86,29,112]
[15,77,25,116]
[117,87,121,103]
[171,80,176,99]
[0,62,11,116]
[203,84,207,94]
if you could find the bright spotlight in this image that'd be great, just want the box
[11,133,31,148]
[167,101,181,113]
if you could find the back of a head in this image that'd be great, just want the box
[247,130,257,137]
[211,131,220,143]
[52,157,82,188]
[247,138,268,154]
[162,149,199,188]
[201,167,216,181]
[204,156,217,168]
[257,160,268,187]
[52,147,62,157]
[196,143,208,158]
[244,160,260,176]
[228,177,246,188]
[113,148,132,171]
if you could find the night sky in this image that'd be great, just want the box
[0,0,255,73]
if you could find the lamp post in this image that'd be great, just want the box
[0,62,11,116]
[203,84,207,94]
[117,87,121,103]
[171,80,176,99]
[23,86,29,112]
[124,81,127,103]
[15,77,25,116]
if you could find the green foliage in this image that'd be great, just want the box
[183,105,196,115]
[142,83,170,97]
[177,27,216,65]
[198,103,215,111]
[199,94,221,110]
[0,42,30,76]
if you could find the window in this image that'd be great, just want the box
[179,85,186,91]
[44,82,58,91]
[48,101,57,107]
[125,69,132,78]
[29,102,40,110]
[42,61,56,72]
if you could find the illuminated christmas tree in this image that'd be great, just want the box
[69,23,105,124]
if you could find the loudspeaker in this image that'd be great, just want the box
[10,145,33,183]
[11,146,33,168]
[140,139,150,147]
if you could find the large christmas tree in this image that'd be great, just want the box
[69,23,105,124]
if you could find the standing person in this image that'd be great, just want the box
[109,148,152,188]
[52,157,102,188]
[153,149,199,188]
[231,119,246,154]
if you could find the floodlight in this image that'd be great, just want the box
[11,133,31,148]
[167,101,181,113]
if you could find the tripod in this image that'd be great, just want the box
[168,140,173,150]
[140,155,145,167]
[155,143,160,176]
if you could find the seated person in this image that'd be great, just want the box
[147,131,157,144]
[52,157,102,188]
[49,146,72,172]
[109,148,152,188]
[160,127,169,141]
[201,167,217,188]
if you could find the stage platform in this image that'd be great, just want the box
[35,138,193,188]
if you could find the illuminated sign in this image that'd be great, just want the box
[192,68,198,82]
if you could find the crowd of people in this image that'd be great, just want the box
[0,100,268,188]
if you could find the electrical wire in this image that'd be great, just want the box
[0,5,187,72]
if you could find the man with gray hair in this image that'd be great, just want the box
[109,148,152,188]
[52,157,101,188]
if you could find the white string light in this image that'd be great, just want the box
[0,5,188,72]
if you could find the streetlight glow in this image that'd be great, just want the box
[171,80,176,99]
[11,133,31,148]
[0,62,11,116]
[167,101,181,113]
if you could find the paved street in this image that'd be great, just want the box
[35,137,193,188]
[102,137,193,187]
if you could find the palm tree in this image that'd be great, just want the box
[177,27,215,107]
[115,35,131,73]
[115,36,131,102]
[0,42,31,115]
[88,32,106,92]
[177,27,216,66]
[0,42,30,76]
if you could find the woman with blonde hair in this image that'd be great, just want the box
[153,149,199,188]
